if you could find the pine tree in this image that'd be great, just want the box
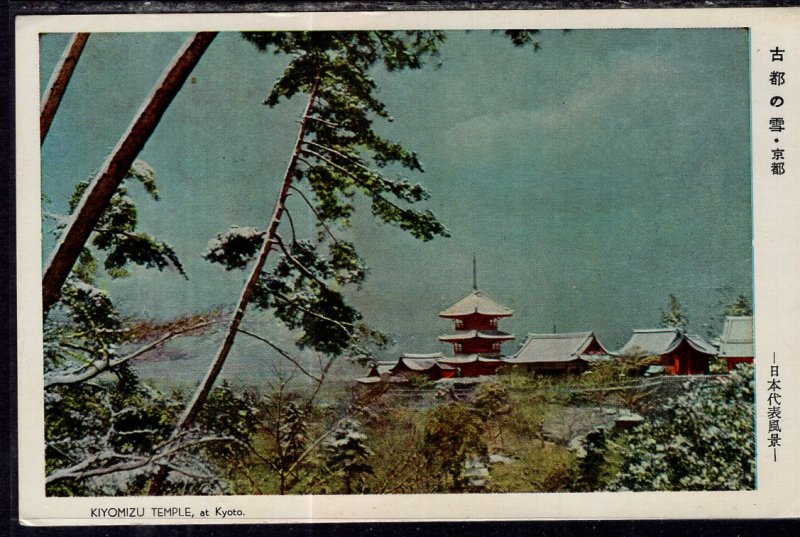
[42,32,217,313]
[323,419,373,494]
[43,167,220,494]
[163,30,449,442]
[38,29,548,495]
[660,293,689,331]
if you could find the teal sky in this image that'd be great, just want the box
[40,29,752,365]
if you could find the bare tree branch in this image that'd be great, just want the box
[236,327,321,383]
[45,319,215,387]
[46,434,234,484]
[283,208,298,244]
[302,115,339,128]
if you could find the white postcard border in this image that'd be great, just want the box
[16,7,800,524]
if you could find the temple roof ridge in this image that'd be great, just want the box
[506,331,609,364]
[439,289,514,318]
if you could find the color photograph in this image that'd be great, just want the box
[37,26,755,498]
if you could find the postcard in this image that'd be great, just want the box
[15,7,800,525]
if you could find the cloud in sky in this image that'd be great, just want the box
[442,47,745,182]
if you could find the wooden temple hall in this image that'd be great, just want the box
[357,261,754,383]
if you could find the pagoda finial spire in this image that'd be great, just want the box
[472,253,477,291]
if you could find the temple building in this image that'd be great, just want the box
[388,353,456,380]
[504,331,612,374]
[718,316,754,371]
[438,282,515,358]
[435,265,515,376]
[358,259,516,382]
[615,328,717,375]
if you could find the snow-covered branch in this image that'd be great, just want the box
[45,319,216,387]
[46,433,235,485]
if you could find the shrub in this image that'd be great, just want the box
[422,403,486,491]
[609,364,754,491]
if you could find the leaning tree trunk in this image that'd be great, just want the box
[40,33,90,144]
[147,76,320,495]
[41,32,217,315]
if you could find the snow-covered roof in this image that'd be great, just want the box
[393,358,454,372]
[356,376,383,384]
[616,328,717,357]
[439,290,514,318]
[368,363,395,377]
[718,316,754,358]
[401,352,444,360]
[368,354,459,377]
[505,331,609,364]
[438,354,503,365]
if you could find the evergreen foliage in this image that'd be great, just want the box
[500,29,542,50]
[254,390,312,495]
[45,366,177,496]
[37,29,759,498]
[196,381,260,463]
[323,419,373,493]
[240,31,449,239]
[574,427,609,491]
[62,161,185,281]
[704,286,753,338]
[724,295,753,317]
[609,364,755,491]
[660,293,689,330]
[45,367,237,496]
[44,163,196,387]
[42,163,225,495]
[200,32,452,369]
[40,29,554,496]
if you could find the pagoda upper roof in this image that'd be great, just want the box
[439,290,514,318]
[438,329,515,342]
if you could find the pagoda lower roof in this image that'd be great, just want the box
[400,352,444,360]
[393,358,455,372]
[438,330,515,342]
[439,354,504,364]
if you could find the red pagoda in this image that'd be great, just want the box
[438,258,515,359]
